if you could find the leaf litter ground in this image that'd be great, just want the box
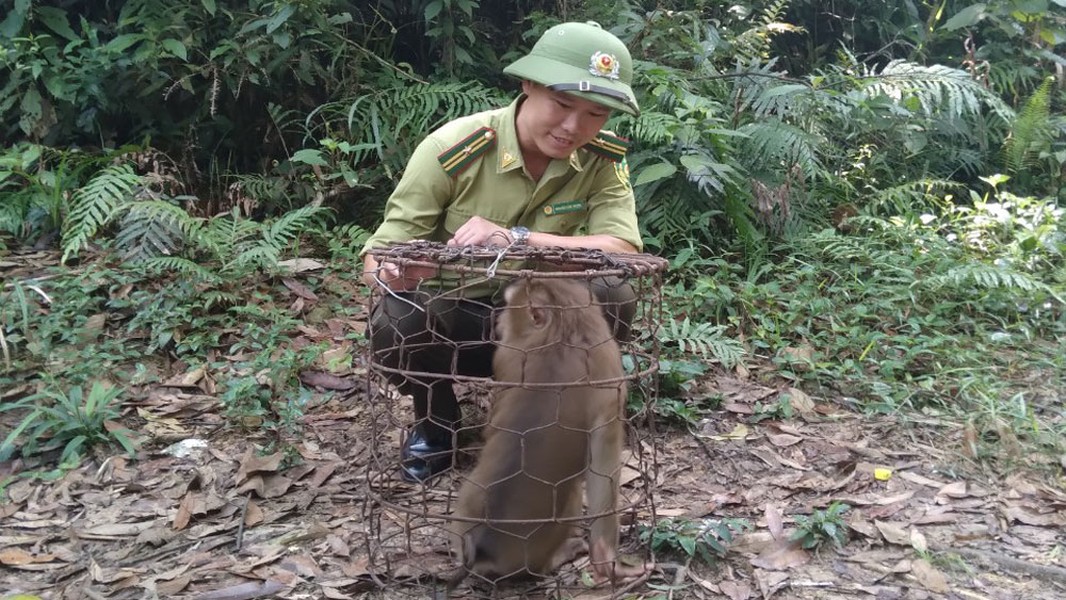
[4,369,1065,600]
[1,262,1064,599]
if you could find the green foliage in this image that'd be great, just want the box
[61,162,143,262]
[639,516,752,564]
[791,502,850,550]
[1003,77,1056,177]
[659,317,745,369]
[0,382,136,465]
[0,144,106,245]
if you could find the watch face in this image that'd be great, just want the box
[510,226,530,243]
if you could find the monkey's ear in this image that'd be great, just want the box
[529,305,550,329]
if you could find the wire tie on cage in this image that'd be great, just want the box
[485,235,518,279]
[372,270,427,313]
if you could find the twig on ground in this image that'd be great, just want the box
[236,491,252,552]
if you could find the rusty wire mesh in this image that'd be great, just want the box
[361,241,668,597]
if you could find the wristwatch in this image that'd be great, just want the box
[509,226,530,245]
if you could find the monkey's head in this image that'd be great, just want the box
[495,278,602,346]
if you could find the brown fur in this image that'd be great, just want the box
[445,278,645,593]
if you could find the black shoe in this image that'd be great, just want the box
[400,428,454,482]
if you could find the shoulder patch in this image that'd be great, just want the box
[437,127,496,177]
[581,131,629,162]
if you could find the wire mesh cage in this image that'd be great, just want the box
[361,241,668,597]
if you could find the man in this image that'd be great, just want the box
[361,21,642,481]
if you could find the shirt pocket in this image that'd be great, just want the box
[535,205,587,235]
[443,205,509,236]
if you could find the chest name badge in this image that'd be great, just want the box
[543,200,584,216]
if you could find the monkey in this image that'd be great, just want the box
[443,278,648,595]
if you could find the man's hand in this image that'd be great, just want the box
[447,216,511,247]
[362,254,439,291]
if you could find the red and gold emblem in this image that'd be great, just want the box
[588,51,620,80]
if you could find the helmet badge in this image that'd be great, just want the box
[588,51,620,80]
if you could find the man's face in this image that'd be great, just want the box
[518,81,611,160]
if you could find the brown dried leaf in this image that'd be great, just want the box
[156,573,192,596]
[767,433,802,447]
[765,503,785,540]
[909,528,928,553]
[750,538,808,570]
[784,387,815,414]
[195,580,286,600]
[327,534,350,558]
[719,579,754,600]
[723,402,754,415]
[306,462,340,489]
[245,499,264,526]
[165,365,206,388]
[0,548,56,566]
[935,481,968,503]
[173,492,195,530]
[911,558,950,593]
[1002,505,1066,527]
[278,258,325,273]
[874,520,910,546]
[299,371,357,391]
[282,277,319,301]
[342,556,370,578]
[961,422,979,459]
[238,474,294,499]
[78,521,157,538]
[896,470,946,488]
[236,449,284,483]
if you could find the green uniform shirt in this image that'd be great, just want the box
[362,96,642,259]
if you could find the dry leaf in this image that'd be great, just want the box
[195,580,286,600]
[750,538,809,570]
[961,422,979,458]
[0,548,56,566]
[719,579,754,600]
[282,277,319,301]
[896,471,946,488]
[236,449,284,484]
[911,558,950,593]
[278,258,325,273]
[935,481,968,503]
[909,528,928,553]
[156,573,192,595]
[874,520,910,546]
[784,387,815,414]
[765,503,785,540]
[767,433,802,447]
[1002,505,1066,527]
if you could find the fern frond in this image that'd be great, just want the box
[229,245,280,273]
[203,209,261,253]
[917,263,1050,296]
[61,163,141,262]
[738,120,821,179]
[868,179,963,215]
[629,110,680,146]
[262,204,328,251]
[1003,77,1054,174]
[308,81,507,173]
[134,256,221,282]
[660,317,745,368]
[115,210,184,261]
[863,60,1011,123]
[114,200,206,261]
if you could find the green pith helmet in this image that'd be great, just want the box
[503,21,640,117]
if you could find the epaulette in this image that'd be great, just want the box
[581,131,629,162]
[437,126,496,177]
